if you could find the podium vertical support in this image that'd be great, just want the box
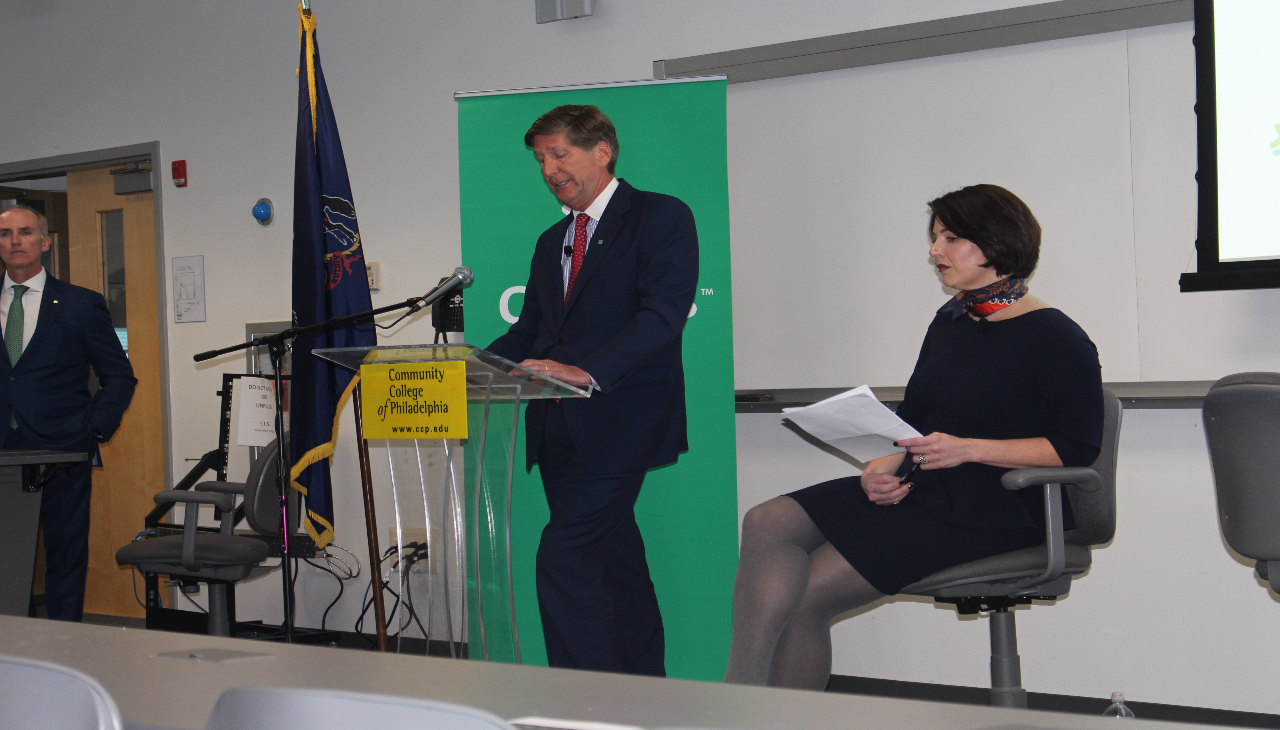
[471,385,493,661]
[352,383,389,651]
[505,391,523,664]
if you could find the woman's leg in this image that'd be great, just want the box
[723,496,827,685]
[768,543,884,689]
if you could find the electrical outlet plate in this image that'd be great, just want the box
[366,261,381,291]
[387,526,436,573]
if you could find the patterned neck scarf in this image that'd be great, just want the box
[940,277,1028,325]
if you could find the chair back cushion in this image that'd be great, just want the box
[206,687,515,730]
[1203,372,1280,560]
[243,436,293,537]
[1064,387,1122,547]
[0,655,122,730]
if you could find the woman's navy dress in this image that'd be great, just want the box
[788,305,1104,595]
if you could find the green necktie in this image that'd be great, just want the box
[6,285,28,428]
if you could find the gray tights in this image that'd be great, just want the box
[723,495,885,689]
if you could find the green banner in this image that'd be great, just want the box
[456,78,736,681]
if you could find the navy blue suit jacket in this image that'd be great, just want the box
[487,179,698,473]
[0,275,137,455]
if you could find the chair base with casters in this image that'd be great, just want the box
[900,388,1122,709]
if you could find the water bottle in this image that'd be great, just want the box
[1103,692,1136,718]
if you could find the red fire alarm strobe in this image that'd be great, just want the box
[172,160,187,188]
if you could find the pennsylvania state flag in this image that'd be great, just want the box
[290,3,375,548]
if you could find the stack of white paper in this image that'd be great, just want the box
[782,385,922,462]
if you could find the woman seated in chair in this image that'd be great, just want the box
[723,184,1104,689]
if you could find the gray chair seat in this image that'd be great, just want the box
[116,534,268,568]
[902,543,1092,595]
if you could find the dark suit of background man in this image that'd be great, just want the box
[487,105,699,676]
[0,205,136,622]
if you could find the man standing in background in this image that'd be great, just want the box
[487,105,699,676]
[0,204,136,621]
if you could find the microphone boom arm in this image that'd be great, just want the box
[192,266,473,363]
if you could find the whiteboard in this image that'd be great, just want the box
[723,22,1279,390]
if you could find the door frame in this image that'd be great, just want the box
[0,142,173,489]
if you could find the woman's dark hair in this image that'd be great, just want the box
[525,105,620,175]
[927,184,1041,279]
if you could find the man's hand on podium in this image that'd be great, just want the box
[519,359,593,388]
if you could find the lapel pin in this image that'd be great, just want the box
[597,239,605,246]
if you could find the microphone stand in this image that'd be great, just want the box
[192,280,463,643]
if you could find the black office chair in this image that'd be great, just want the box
[900,387,1122,708]
[115,438,295,636]
[1203,373,1280,595]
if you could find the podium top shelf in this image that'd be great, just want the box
[311,344,590,400]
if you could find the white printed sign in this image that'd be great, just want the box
[172,255,206,323]
[236,377,278,447]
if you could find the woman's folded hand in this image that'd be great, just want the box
[861,470,911,505]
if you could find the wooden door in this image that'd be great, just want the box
[66,166,163,618]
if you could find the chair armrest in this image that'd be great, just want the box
[154,491,235,569]
[194,481,247,495]
[188,485,243,533]
[1002,467,1102,591]
[154,491,234,512]
[1006,482,1070,593]
[1002,466,1101,493]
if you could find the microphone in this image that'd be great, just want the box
[412,266,473,313]
[564,245,573,257]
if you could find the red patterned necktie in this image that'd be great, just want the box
[565,212,590,307]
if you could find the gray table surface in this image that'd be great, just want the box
[0,615,1231,730]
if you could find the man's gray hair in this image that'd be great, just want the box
[0,203,50,238]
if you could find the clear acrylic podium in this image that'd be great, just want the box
[312,344,588,661]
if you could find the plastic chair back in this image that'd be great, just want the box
[0,655,122,730]
[206,687,516,730]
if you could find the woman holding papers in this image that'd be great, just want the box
[723,184,1104,688]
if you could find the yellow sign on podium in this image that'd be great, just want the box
[359,361,468,439]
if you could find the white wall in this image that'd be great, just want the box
[1,0,1274,716]
[729,29,1142,386]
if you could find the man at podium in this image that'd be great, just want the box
[487,105,698,676]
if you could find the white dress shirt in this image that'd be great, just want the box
[557,176,618,393]
[561,176,619,294]
[0,268,47,355]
